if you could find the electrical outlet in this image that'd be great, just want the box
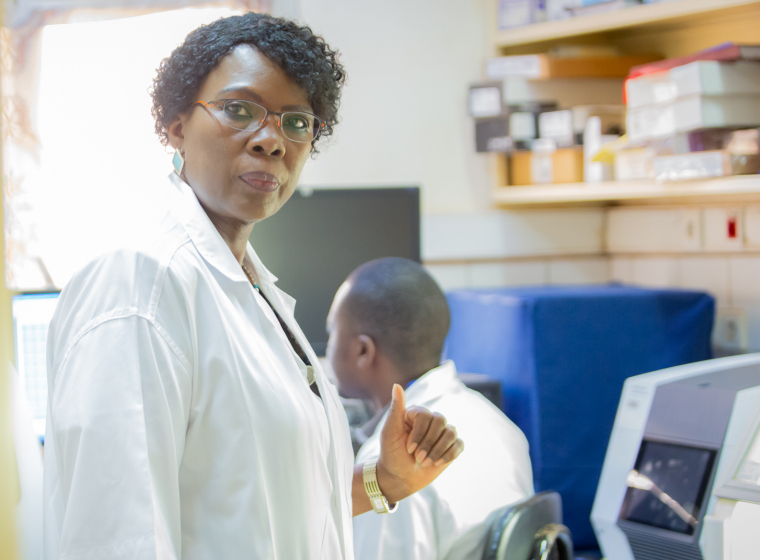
[703,208,744,252]
[713,308,748,352]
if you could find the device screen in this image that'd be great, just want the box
[619,440,716,535]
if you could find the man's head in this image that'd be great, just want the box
[326,258,450,405]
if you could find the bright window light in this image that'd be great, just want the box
[33,7,241,288]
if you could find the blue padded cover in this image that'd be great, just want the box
[443,284,714,550]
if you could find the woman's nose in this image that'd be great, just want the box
[249,114,286,157]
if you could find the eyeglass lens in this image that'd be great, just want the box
[218,100,319,143]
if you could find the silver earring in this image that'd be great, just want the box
[172,149,185,176]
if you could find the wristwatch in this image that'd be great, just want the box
[363,457,398,514]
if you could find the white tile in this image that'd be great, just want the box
[631,257,680,287]
[744,206,760,250]
[503,261,547,286]
[725,256,760,349]
[422,212,505,261]
[548,258,609,285]
[470,263,506,288]
[424,264,470,291]
[610,257,634,283]
[729,256,760,306]
[500,208,604,257]
[606,207,701,253]
[422,208,604,261]
[678,257,730,305]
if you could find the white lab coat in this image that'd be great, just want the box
[43,173,355,560]
[353,361,533,560]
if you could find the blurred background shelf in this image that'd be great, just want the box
[495,0,760,57]
[493,175,760,207]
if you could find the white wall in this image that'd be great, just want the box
[282,0,496,214]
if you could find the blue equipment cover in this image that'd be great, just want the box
[443,285,714,550]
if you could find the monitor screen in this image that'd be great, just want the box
[619,440,716,536]
[12,292,60,437]
[249,187,420,356]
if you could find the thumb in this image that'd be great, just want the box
[382,383,407,439]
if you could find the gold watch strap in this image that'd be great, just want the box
[363,457,398,514]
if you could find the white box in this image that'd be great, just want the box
[675,95,760,132]
[652,151,732,182]
[671,61,760,98]
[614,148,655,181]
[626,73,676,109]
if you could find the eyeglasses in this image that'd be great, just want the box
[195,99,324,144]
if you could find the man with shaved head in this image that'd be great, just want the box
[327,257,533,560]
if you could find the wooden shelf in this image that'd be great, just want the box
[495,0,760,54]
[493,175,760,207]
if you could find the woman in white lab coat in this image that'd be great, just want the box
[42,13,463,560]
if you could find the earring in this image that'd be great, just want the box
[172,149,185,176]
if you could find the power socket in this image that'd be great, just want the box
[713,308,748,352]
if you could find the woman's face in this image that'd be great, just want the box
[168,44,313,225]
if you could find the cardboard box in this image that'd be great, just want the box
[510,147,584,185]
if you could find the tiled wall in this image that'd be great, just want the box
[424,205,760,352]
[426,257,610,290]
[421,207,609,289]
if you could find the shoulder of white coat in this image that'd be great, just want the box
[422,379,530,451]
[48,222,194,367]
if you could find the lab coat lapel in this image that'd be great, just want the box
[247,248,353,556]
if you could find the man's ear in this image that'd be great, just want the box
[355,334,376,371]
[167,115,186,151]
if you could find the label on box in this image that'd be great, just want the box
[652,150,731,182]
[486,55,543,79]
[498,0,533,29]
[539,110,574,145]
[509,112,537,140]
[531,154,554,184]
[626,105,676,143]
[469,87,503,118]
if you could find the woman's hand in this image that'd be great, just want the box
[376,384,464,504]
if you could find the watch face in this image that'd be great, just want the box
[372,497,384,511]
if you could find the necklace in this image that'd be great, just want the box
[242,261,316,386]
[241,262,260,291]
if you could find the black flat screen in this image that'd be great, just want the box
[249,187,420,356]
[619,440,716,536]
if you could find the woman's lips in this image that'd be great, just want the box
[240,172,280,193]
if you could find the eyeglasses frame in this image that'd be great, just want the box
[194,99,325,144]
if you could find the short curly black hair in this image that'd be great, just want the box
[150,12,345,153]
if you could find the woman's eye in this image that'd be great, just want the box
[224,102,252,119]
[284,115,309,130]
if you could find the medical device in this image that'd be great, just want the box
[591,354,760,560]
[700,391,760,560]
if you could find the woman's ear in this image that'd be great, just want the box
[167,115,186,151]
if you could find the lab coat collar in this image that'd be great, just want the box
[404,360,459,404]
[168,173,352,551]
[165,172,278,285]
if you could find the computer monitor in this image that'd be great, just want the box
[12,292,60,438]
[592,353,760,560]
[249,187,421,356]
[620,440,716,536]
